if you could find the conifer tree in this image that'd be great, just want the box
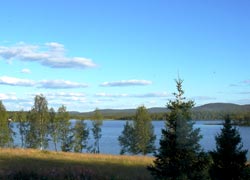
[210,115,249,180]
[148,79,210,180]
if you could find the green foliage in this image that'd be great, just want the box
[118,121,135,154]
[148,79,211,180]
[25,110,39,148]
[210,115,249,180]
[48,107,60,151]
[134,106,156,155]
[0,101,13,147]
[57,105,73,152]
[91,108,103,153]
[118,106,156,155]
[26,94,49,150]
[73,120,89,153]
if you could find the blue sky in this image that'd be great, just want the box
[0,0,250,112]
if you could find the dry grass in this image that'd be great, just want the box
[0,148,154,179]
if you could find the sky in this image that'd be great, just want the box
[0,0,250,112]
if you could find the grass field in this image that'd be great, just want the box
[0,148,154,180]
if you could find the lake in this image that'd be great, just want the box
[12,120,250,159]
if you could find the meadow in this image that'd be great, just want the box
[0,148,154,180]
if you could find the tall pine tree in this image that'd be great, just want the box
[210,115,249,180]
[148,79,210,180]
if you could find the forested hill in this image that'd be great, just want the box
[194,103,250,112]
[70,103,250,120]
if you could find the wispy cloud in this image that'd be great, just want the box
[100,79,152,87]
[242,79,250,85]
[237,92,250,95]
[132,92,169,98]
[0,76,35,86]
[230,79,250,87]
[0,76,88,89]
[95,92,169,98]
[192,96,217,101]
[21,68,31,74]
[95,93,128,97]
[39,80,88,89]
[0,93,17,101]
[0,42,97,69]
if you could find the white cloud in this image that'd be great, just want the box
[39,80,88,89]
[0,76,35,86]
[0,76,88,89]
[95,92,128,97]
[0,42,97,69]
[95,92,169,98]
[46,92,86,97]
[192,96,217,101]
[21,68,31,74]
[0,93,17,101]
[100,79,152,87]
[133,92,169,98]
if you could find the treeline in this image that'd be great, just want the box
[1,79,250,179]
[0,95,103,153]
[8,106,250,125]
[68,109,250,125]
[0,94,156,155]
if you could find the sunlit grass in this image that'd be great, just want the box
[0,148,154,179]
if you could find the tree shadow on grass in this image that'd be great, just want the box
[0,154,153,180]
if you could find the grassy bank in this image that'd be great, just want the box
[0,148,154,180]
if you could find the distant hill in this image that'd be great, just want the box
[69,103,250,119]
[193,103,250,112]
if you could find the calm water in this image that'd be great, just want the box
[12,120,250,159]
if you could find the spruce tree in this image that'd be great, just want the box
[148,79,210,180]
[210,115,249,180]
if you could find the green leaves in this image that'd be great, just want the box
[118,106,156,155]
[91,108,103,153]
